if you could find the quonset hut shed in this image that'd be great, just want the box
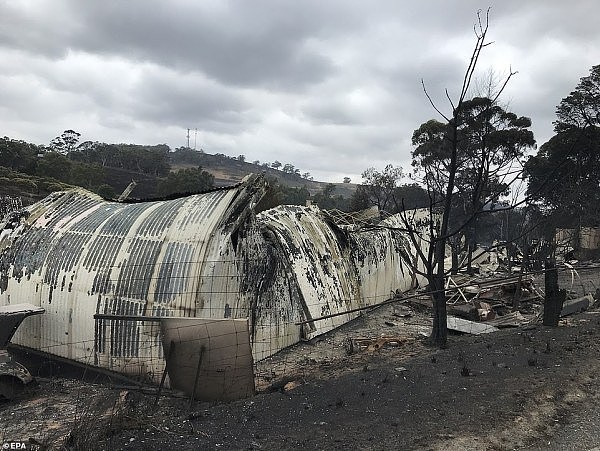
[0,175,427,383]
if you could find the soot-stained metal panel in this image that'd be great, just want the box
[255,206,426,341]
[154,243,194,304]
[0,178,268,381]
[0,176,426,388]
[115,238,163,299]
[257,205,362,339]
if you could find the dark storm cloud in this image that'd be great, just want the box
[1,0,341,90]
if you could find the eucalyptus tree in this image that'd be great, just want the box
[412,97,534,272]
[526,64,600,229]
[399,9,534,346]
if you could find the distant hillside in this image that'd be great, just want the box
[0,167,74,205]
[169,149,358,198]
[0,135,357,206]
[100,166,161,199]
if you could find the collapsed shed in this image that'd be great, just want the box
[0,175,427,386]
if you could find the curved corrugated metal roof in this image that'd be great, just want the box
[0,175,268,378]
[0,177,427,384]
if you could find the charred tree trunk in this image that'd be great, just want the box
[430,240,448,347]
[466,243,474,275]
[512,271,523,310]
[451,246,459,274]
[430,278,448,347]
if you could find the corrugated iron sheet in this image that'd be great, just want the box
[0,175,428,383]
[0,176,268,380]
[256,205,428,340]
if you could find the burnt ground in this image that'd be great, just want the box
[2,270,600,450]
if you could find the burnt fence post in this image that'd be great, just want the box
[543,259,566,326]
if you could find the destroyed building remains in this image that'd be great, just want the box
[0,175,428,387]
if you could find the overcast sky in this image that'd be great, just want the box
[1,1,598,183]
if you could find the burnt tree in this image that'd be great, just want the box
[398,9,534,346]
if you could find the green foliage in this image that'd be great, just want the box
[526,65,600,228]
[36,152,73,182]
[2,141,108,195]
[0,176,38,195]
[554,65,600,133]
[313,183,349,211]
[350,181,429,213]
[11,178,38,192]
[285,185,311,206]
[170,147,205,166]
[257,178,350,212]
[94,184,117,200]
[50,130,81,154]
[42,181,70,192]
[2,134,170,199]
[157,167,215,196]
[71,142,170,176]
[0,137,40,173]
[395,184,431,211]
[525,127,600,227]
[117,144,170,176]
[412,97,535,241]
[70,163,105,189]
[256,177,311,211]
[352,165,403,213]
[26,142,107,190]
[412,98,534,202]
[348,185,370,212]
[0,167,72,199]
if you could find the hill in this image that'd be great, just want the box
[169,149,357,198]
[0,136,357,207]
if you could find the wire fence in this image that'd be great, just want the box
[9,260,600,404]
[4,261,599,449]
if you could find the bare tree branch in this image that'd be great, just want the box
[422,79,450,122]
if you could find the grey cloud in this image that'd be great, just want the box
[0,1,340,89]
[67,1,340,90]
[127,70,249,128]
[301,102,362,126]
[1,0,599,182]
[0,2,77,58]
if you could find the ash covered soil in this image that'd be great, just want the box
[4,261,600,451]
[2,304,600,450]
